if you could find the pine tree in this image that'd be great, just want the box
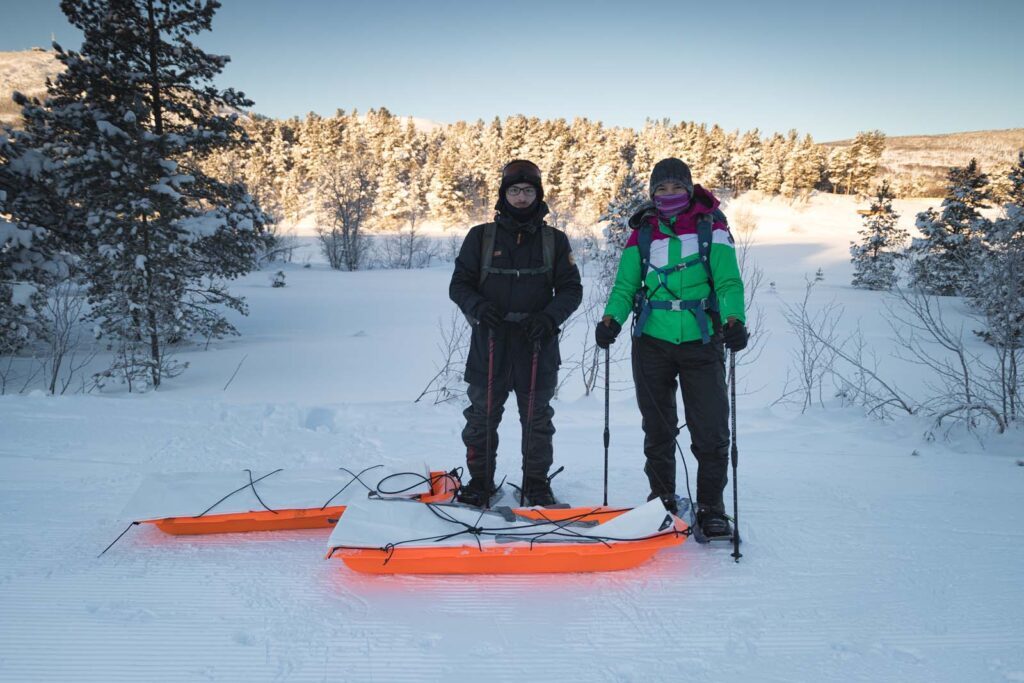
[755,133,785,195]
[581,124,622,226]
[501,115,530,160]
[850,130,886,195]
[968,152,1024,351]
[21,0,269,390]
[908,159,991,295]
[478,117,503,207]
[597,167,647,293]
[730,129,761,193]
[825,131,885,196]
[1,128,70,355]
[376,144,414,230]
[539,118,572,214]
[425,142,467,228]
[781,134,822,198]
[827,147,852,195]
[850,181,906,290]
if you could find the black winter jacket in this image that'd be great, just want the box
[449,204,583,390]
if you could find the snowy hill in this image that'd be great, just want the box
[824,128,1024,195]
[0,48,64,127]
[1,192,1021,681]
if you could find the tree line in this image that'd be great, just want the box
[202,110,897,271]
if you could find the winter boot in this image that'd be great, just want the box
[648,492,678,515]
[520,476,557,507]
[456,478,498,508]
[696,503,732,539]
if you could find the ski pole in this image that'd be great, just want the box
[729,349,742,562]
[485,328,496,510]
[519,340,541,506]
[603,346,610,507]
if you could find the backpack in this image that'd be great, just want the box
[479,222,555,287]
[631,209,725,343]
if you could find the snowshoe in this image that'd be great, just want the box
[511,466,564,508]
[696,503,733,540]
[456,478,500,508]
[511,478,558,507]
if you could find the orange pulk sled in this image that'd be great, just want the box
[325,497,688,575]
[117,466,457,535]
[106,468,690,575]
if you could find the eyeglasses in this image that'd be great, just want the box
[507,186,537,197]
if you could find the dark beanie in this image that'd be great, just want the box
[499,159,544,203]
[649,158,694,198]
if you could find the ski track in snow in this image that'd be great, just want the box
[3,198,1024,682]
[3,393,1021,682]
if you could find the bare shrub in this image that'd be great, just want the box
[415,310,470,404]
[43,279,97,395]
[775,279,840,412]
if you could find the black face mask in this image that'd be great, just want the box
[500,197,541,222]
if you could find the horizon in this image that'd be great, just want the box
[1,0,1022,142]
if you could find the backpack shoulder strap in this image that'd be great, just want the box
[637,223,653,287]
[698,209,726,336]
[696,211,724,286]
[479,223,497,286]
[542,225,555,287]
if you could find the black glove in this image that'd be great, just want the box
[723,320,749,352]
[475,302,504,330]
[524,313,555,342]
[595,318,621,349]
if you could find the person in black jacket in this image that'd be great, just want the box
[449,160,583,507]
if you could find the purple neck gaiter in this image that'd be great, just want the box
[654,192,690,219]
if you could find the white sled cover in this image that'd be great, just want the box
[327,498,675,551]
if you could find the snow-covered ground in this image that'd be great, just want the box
[1,193,1021,682]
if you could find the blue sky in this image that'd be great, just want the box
[2,0,1021,141]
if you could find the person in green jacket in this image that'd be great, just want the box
[594,158,748,538]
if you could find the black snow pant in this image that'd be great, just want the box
[461,378,555,486]
[631,334,730,507]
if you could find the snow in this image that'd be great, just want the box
[8,281,37,307]
[0,219,35,249]
[176,212,225,238]
[95,120,126,138]
[148,181,181,200]
[1,192,1021,682]
[6,146,48,178]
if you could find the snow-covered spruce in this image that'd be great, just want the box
[16,0,270,390]
[907,159,991,296]
[968,151,1024,351]
[850,180,907,291]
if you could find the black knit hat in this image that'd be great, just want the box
[649,158,694,198]
[499,159,544,203]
